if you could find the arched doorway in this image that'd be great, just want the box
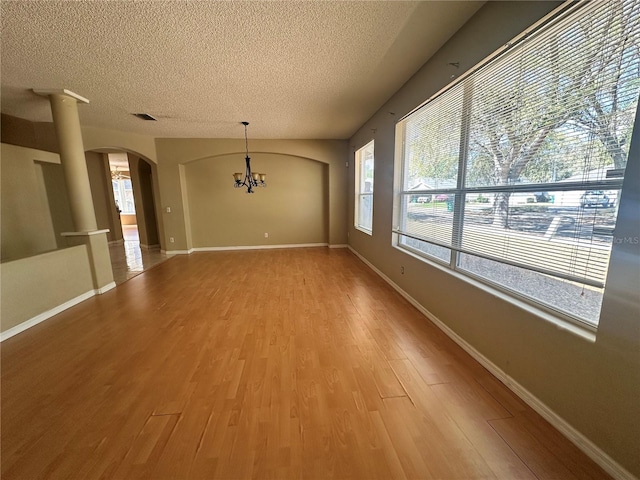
[85,149,168,284]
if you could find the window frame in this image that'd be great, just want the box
[392,0,638,330]
[355,140,375,235]
[112,178,136,215]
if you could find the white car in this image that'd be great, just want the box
[580,190,613,208]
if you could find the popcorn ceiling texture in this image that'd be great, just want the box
[1,1,482,139]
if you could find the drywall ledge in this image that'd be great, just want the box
[347,246,636,480]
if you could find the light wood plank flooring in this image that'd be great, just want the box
[1,248,610,479]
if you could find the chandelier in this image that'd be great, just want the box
[110,167,129,180]
[233,121,266,193]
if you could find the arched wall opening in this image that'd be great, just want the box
[84,147,164,250]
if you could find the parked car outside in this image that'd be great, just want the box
[580,190,612,208]
[434,194,450,202]
[534,192,552,203]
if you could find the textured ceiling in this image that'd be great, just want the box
[1,1,483,139]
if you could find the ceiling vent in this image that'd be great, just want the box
[132,113,157,121]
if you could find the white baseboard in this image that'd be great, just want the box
[347,246,635,480]
[192,243,328,252]
[96,282,116,294]
[140,243,160,250]
[329,244,348,249]
[163,244,335,254]
[162,249,193,255]
[1,290,95,342]
[0,281,117,342]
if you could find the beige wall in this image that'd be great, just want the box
[0,143,70,260]
[82,125,158,164]
[0,245,94,332]
[1,114,158,164]
[38,161,75,248]
[155,138,348,250]
[128,154,160,247]
[80,124,163,246]
[186,153,328,247]
[1,116,156,247]
[138,160,160,247]
[0,142,125,260]
[2,119,344,253]
[348,1,640,476]
[86,151,122,243]
[0,120,141,332]
[1,113,59,153]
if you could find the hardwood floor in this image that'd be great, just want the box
[1,248,610,479]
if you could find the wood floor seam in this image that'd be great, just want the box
[486,417,543,480]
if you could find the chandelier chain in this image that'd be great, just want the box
[244,122,249,158]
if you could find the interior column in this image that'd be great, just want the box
[34,88,115,293]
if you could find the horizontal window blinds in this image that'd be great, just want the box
[396,0,640,320]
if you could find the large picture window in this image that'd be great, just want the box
[394,0,640,326]
[355,141,375,234]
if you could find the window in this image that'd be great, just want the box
[112,178,136,214]
[355,140,375,233]
[394,0,640,326]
